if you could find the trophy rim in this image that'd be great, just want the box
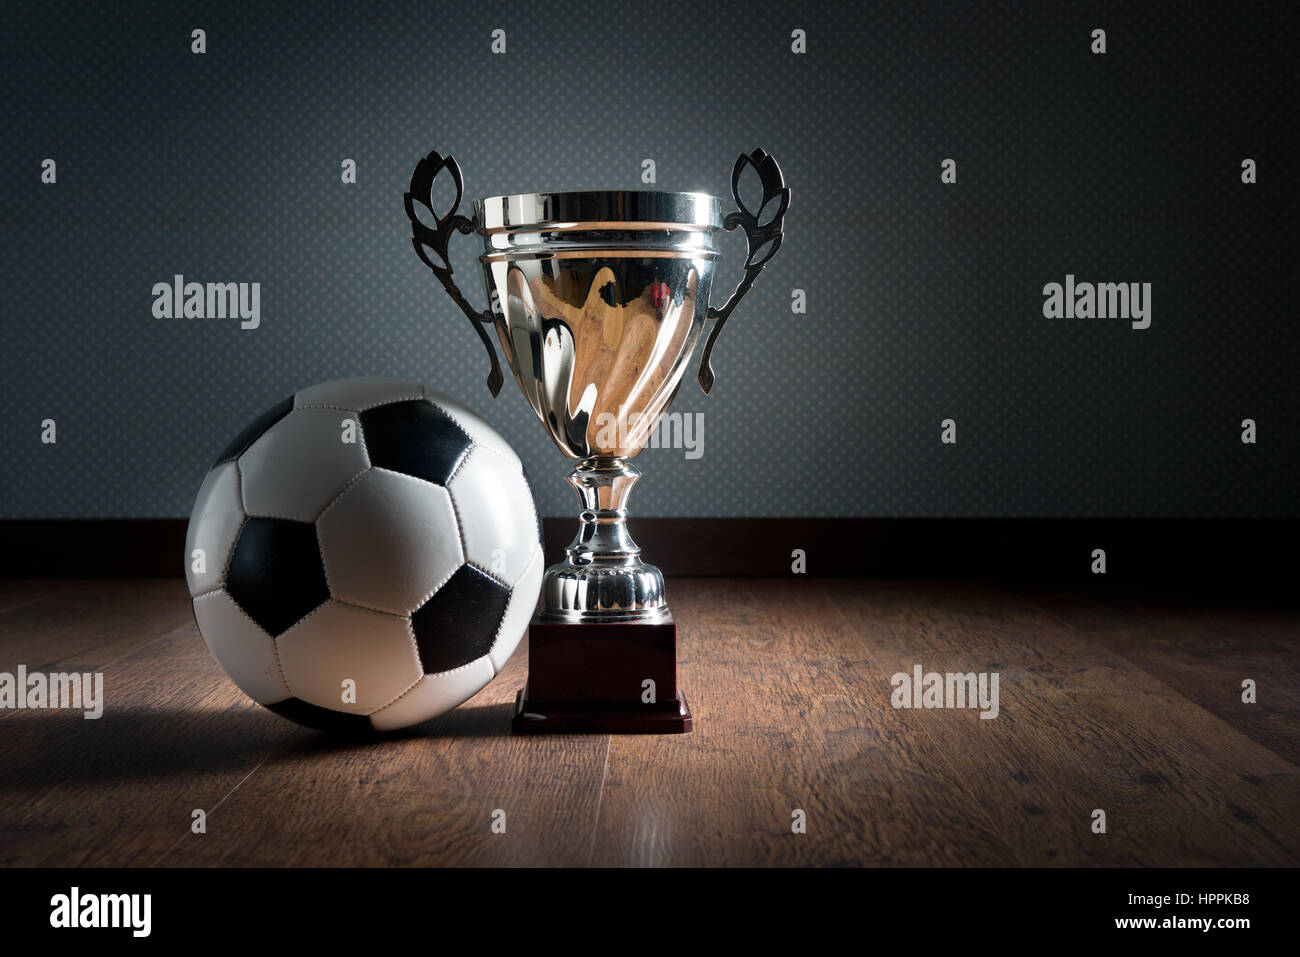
[475,190,724,232]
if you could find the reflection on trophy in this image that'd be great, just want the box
[406,149,789,732]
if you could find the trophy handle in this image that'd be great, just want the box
[697,148,790,394]
[404,150,504,397]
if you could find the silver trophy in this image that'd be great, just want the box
[405,149,789,628]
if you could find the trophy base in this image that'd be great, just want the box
[511,613,693,734]
[511,686,692,734]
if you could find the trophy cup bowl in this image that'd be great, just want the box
[405,148,789,731]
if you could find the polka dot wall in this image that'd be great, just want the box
[2,1,1296,519]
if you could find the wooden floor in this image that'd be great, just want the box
[0,577,1296,867]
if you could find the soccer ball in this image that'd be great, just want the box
[184,377,543,732]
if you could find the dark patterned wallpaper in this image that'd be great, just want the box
[2,1,1296,518]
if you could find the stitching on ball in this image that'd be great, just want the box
[219,460,248,584]
[422,484,469,610]
[291,403,362,413]
[368,668,425,717]
[268,594,329,641]
[356,392,423,412]
[309,464,371,525]
[464,559,510,590]
[423,656,488,681]
[267,631,294,700]
[233,457,247,515]
[199,589,296,699]
[444,444,474,486]
[293,389,423,414]
[400,615,422,686]
[330,594,409,619]
[409,558,463,616]
[487,544,543,658]
[220,516,245,584]
[467,439,522,471]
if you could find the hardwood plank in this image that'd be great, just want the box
[0,580,57,615]
[165,636,608,867]
[0,620,293,866]
[0,579,194,674]
[1015,582,1300,766]
[824,579,1300,866]
[588,578,1021,866]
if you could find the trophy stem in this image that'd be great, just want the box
[565,456,643,566]
[538,456,668,622]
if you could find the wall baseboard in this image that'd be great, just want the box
[0,517,1293,581]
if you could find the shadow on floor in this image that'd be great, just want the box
[0,699,518,788]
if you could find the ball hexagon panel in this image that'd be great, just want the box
[424,386,521,468]
[239,407,370,522]
[446,444,542,588]
[275,600,423,715]
[411,564,511,674]
[368,656,496,732]
[359,399,472,487]
[225,517,330,636]
[316,467,464,615]
[294,376,424,412]
[184,459,244,597]
[489,544,544,673]
[212,395,293,467]
[191,590,291,705]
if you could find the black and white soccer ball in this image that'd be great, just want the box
[184,377,543,732]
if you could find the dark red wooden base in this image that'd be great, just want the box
[511,613,693,734]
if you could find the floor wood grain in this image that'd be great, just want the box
[0,577,1295,866]
[1013,582,1300,766]
[825,580,1299,866]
